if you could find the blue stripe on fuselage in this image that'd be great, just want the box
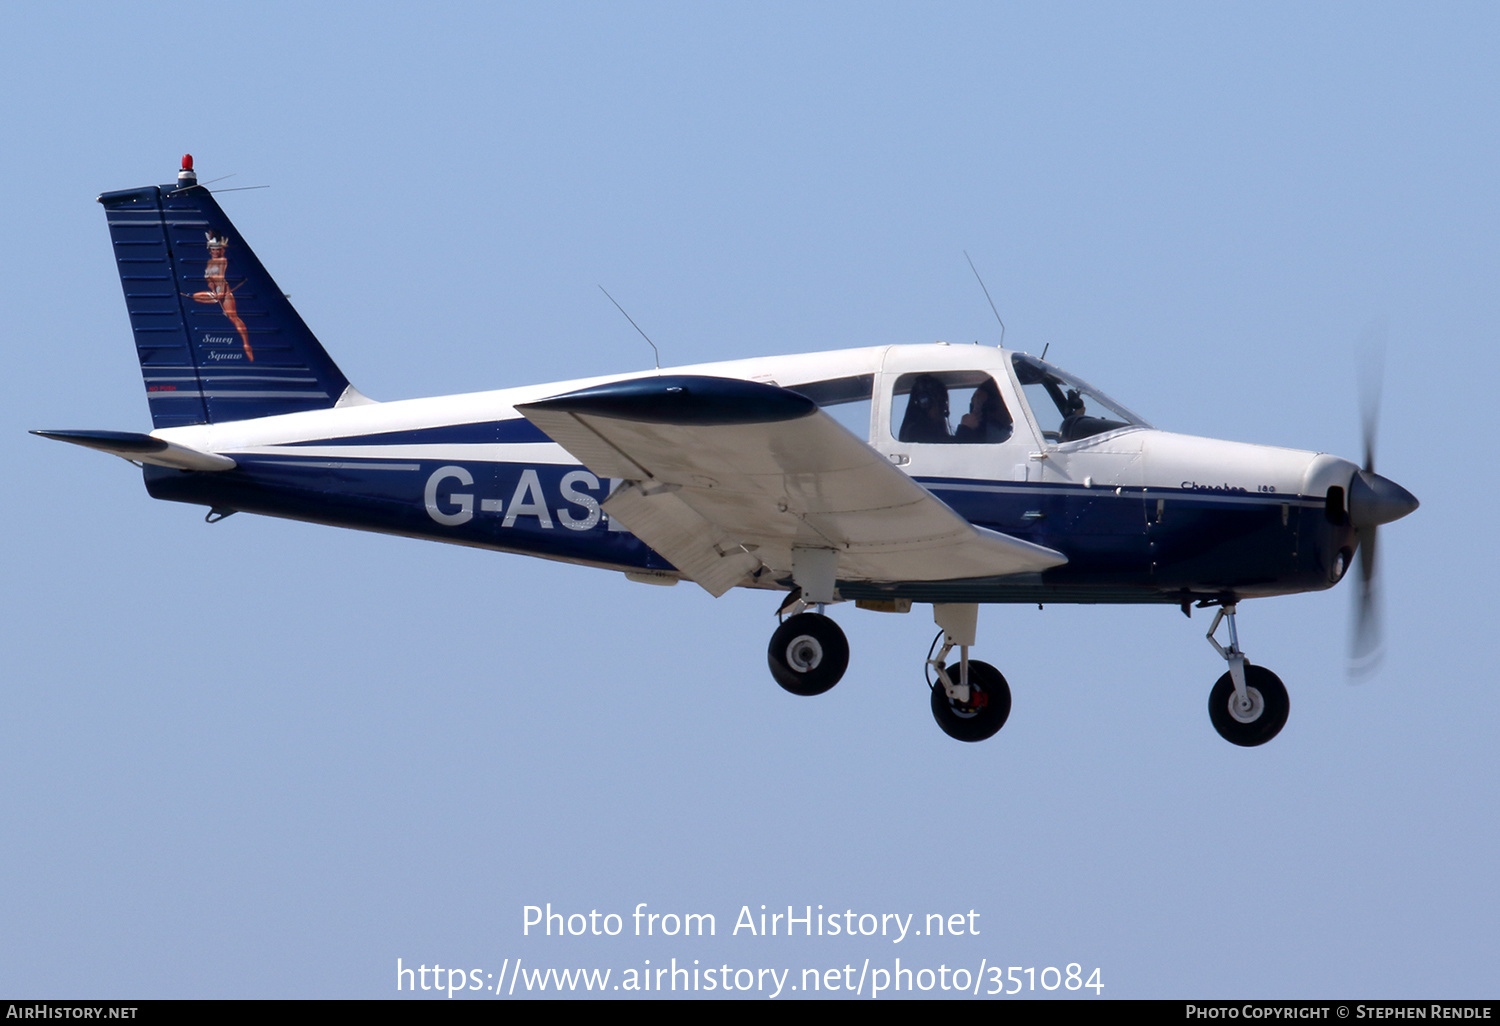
[143,455,669,572]
[280,419,553,447]
[141,459,1341,599]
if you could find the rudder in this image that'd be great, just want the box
[99,156,359,428]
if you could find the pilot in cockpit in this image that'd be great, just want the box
[1059,388,1088,441]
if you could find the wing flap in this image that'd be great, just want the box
[602,482,761,597]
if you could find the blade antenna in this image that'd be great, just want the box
[964,251,1005,348]
[599,286,660,372]
[167,173,241,196]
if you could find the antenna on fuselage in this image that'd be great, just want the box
[963,251,1006,348]
[598,286,661,373]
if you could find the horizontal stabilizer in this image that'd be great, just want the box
[31,429,236,471]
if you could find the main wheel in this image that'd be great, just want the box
[1208,665,1289,747]
[930,660,1011,742]
[767,613,849,696]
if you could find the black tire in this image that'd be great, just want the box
[930,660,1011,742]
[767,613,849,696]
[1208,665,1289,747]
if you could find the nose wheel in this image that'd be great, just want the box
[768,611,849,696]
[1208,665,1289,746]
[1204,604,1289,746]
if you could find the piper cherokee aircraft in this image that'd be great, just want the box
[35,157,1419,746]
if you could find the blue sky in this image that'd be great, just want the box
[3,1,1496,999]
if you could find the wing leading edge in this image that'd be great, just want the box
[517,375,1066,596]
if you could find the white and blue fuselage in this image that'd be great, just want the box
[139,342,1362,607]
[38,160,1418,745]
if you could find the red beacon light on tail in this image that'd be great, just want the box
[177,154,196,188]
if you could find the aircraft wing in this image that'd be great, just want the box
[517,375,1066,596]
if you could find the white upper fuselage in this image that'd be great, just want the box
[155,342,1357,513]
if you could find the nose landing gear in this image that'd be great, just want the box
[1205,604,1289,746]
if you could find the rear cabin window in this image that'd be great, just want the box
[890,371,1013,444]
[792,374,875,440]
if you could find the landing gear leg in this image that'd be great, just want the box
[768,609,848,696]
[1205,604,1289,747]
[927,604,1011,742]
[768,546,849,698]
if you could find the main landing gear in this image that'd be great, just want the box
[768,610,849,696]
[767,549,852,697]
[766,594,1012,743]
[1204,604,1289,747]
[925,603,1010,742]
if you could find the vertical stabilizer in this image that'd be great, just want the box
[99,156,355,428]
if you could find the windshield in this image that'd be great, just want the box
[1010,354,1150,443]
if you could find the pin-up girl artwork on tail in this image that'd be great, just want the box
[190,231,254,361]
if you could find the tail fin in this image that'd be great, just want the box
[99,156,364,428]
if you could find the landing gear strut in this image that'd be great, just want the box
[767,549,850,696]
[1204,604,1289,746]
[927,603,1010,742]
[930,657,1011,742]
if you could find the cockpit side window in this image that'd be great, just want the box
[1010,354,1147,443]
[890,371,1013,444]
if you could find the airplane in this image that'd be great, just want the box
[34,156,1420,746]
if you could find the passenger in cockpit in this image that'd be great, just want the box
[955,378,1013,444]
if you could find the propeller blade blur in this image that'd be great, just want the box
[1349,525,1382,679]
[1348,321,1402,680]
[1358,319,1386,475]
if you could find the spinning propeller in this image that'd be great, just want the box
[1346,324,1419,678]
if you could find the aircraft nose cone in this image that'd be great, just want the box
[1348,469,1419,527]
